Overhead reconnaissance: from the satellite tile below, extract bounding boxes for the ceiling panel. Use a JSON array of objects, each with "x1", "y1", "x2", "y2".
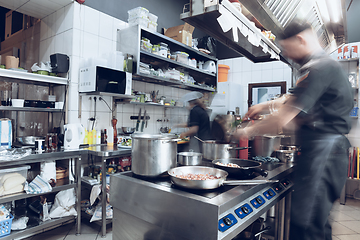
[{"x1": 0, "y1": 0, "x2": 73, "y2": 19}]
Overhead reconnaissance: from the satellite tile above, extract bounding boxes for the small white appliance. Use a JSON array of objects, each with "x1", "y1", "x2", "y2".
[
  {"x1": 202, "y1": 60, "x2": 217, "y2": 74},
  {"x1": 64, "y1": 123, "x2": 85, "y2": 150},
  {"x1": 79, "y1": 66, "x2": 132, "y2": 95},
  {"x1": 0, "y1": 118, "x2": 12, "y2": 149}
]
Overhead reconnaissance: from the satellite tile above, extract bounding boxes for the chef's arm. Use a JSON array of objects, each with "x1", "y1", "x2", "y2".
[
  {"x1": 173, "y1": 123, "x2": 188, "y2": 128},
  {"x1": 245, "y1": 95, "x2": 290, "y2": 119},
  {"x1": 180, "y1": 126, "x2": 199, "y2": 139},
  {"x1": 236, "y1": 97, "x2": 301, "y2": 138}
]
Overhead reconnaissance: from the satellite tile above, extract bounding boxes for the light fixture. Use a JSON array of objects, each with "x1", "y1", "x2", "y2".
[
  {"x1": 315, "y1": 0, "x2": 330, "y2": 23},
  {"x1": 326, "y1": 0, "x2": 342, "y2": 23}
]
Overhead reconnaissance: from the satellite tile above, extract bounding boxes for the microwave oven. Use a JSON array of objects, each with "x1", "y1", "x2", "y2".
[{"x1": 79, "y1": 66, "x2": 132, "y2": 95}]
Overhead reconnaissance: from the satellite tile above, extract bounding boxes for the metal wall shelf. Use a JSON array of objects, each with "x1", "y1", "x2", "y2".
[
  {"x1": 0, "y1": 68, "x2": 68, "y2": 86},
  {"x1": 0, "y1": 106, "x2": 63, "y2": 112}
]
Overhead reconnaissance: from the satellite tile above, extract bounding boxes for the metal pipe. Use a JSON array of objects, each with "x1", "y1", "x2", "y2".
[{"x1": 275, "y1": 198, "x2": 285, "y2": 240}]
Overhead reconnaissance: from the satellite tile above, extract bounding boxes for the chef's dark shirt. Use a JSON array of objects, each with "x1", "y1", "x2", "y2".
[
  {"x1": 188, "y1": 105, "x2": 212, "y2": 140},
  {"x1": 291, "y1": 52, "x2": 353, "y2": 138}
]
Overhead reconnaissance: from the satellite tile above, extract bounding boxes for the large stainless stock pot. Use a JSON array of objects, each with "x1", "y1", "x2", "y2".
[{"x1": 131, "y1": 133, "x2": 179, "y2": 177}]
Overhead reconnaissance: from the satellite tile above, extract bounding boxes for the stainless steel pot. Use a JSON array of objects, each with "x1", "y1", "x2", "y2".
[
  {"x1": 275, "y1": 150, "x2": 295, "y2": 163},
  {"x1": 178, "y1": 152, "x2": 203, "y2": 166},
  {"x1": 202, "y1": 140, "x2": 249, "y2": 160},
  {"x1": 17, "y1": 136, "x2": 43, "y2": 145},
  {"x1": 250, "y1": 135, "x2": 282, "y2": 157},
  {"x1": 131, "y1": 133, "x2": 179, "y2": 176}
]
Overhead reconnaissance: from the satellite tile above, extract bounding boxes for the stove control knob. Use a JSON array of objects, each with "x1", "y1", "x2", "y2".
[
  {"x1": 241, "y1": 206, "x2": 249, "y2": 214},
  {"x1": 256, "y1": 197, "x2": 263, "y2": 204},
  {"x1": 268, "y1": 190, "x2": 274, "y2": 196},
  {"x1": 223, "y1": 217, "x2": 232, "y2": 226}
]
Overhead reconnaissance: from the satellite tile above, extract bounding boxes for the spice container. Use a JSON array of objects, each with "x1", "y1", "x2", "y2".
[
  {"x1": 175, "y1": 51, "x2": 189, "y2": 65},
  {"x1": 140, "y1": 39, "x2": 152, "y2": 52},
  {"x1": 158, "y1": 42, "x2": 168, "y2": 58}
]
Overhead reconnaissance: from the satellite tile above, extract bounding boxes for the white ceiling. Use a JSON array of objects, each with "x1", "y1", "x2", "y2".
[{"x1": 0, "y1": 0, "x2": 73, "y2": 19}]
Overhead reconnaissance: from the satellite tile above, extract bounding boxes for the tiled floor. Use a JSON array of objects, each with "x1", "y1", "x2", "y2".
[{"x1": 22, "y1": 198, "x2": 360, "y2": 240}]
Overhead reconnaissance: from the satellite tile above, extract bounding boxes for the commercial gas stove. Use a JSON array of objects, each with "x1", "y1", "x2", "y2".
[{"x1": 110, "y1": 161, "x2": 294, "y2": 240}]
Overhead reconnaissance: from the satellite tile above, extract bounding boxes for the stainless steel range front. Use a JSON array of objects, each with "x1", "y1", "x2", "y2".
[{"x1": 110, "y1": 162, "x2": 294, "y2": 240}]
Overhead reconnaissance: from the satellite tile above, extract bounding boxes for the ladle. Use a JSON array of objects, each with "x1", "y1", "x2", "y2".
[{"x1": 194, "y1": 136, "x2": 205, "y2": 143}]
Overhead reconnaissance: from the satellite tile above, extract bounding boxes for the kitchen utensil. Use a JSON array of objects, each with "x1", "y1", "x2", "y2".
[
  {"x1": 11, "y1": 99, "x2": 24, "y2": 107},
  {"x1": 35, "y1": 139, "x2": 45, "y2": 152},
  {"x1": 211, "y1": 114, "x2": 236, "y2": 143},
  {"x1": 194, "y1": 136, "x2": 205, "y2": 143},
  {"x1": 135, "y1": 108, "x2": 142, "y2": 131},
  {"x1": 64, "y1": 123, "x2": 85, "y2": 149},
  {"x1": 168, "y1": 166, "x2": 277, "y2": 190},
  {"x1": 212, "y1": 159, "x2": 267, "y2": 178},
  {"x1": 202, "y1": 140, "x2": 249, "y2": 160},
  {"x1": 17, "y1": 136, "x2": 43, "y2": 146},
  {"x1": 178, "y1": 151, "x2": 203, "y2": 166},
  {"x1": 250, "y1": 135, "x2": 282, "y2": 157},
  {"x1": 131, "y1": 133, "x2": 180, "y2": 176},
  {"x1": 122, "y1": 127, "x2": 135, "y2": 134},
  {"x1": 275, "y1": 150, "x2": 295, "y2": 163},
  {"x1": 46, "y1": 133, "x2": 58, "y2": 152},
  {"x1": 141, "y1": 110, "x2": 146, "y2": 132},
  {"x1": 236, "y1": 226, "x2": 271, "y2": 240}
]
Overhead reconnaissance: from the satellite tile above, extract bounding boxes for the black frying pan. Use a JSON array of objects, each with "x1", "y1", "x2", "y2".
[{"x1": 212, "y1": 159, "x2": 268, "y2": 179}]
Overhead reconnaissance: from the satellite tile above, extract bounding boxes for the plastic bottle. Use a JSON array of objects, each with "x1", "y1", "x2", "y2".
[
  {"x1": 107, "y1": 127, "x2": 114, "y2": 146},
  {"x1": 96, "y1": 129, "x2": 101, "y2": 144},
  {"x1": 84, "y1": 128, "x2": 88, "y2": 144},
  {"x1": 88, "y1": 129, "x2": 93, "y2": 145},
  {"x1": 92, "y1": 129, "x2": 97, "y2": 145}
]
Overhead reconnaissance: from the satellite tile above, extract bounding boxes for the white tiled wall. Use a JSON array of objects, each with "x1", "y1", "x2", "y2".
[
  {"x1": 218, "y1": 57, "x2": 292, "y2": 117},
  {"x1": 39, "y1": 3, "x2": 189, "y2": 135}
]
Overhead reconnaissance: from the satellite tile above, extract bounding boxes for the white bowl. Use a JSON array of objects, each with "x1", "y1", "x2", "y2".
[{"x1": 12, "y1": 99, "x2": 24, "y2": 107}]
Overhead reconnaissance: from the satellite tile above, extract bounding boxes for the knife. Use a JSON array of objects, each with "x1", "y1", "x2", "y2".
[
  {"x1": 141, "y1": 110, "x2": 146, "y2": 132},
  {"x1": 136, "y1": 108, "x2": 142, "y2": 131},
  {"x1": 145, "y1": 112, "x2": 148, "y2": 128}
]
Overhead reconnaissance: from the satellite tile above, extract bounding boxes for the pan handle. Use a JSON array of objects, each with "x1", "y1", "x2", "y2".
[
  {"x1": 223, "y1": 179, "x2": 278, "y2": 185},
  {"x1": 252, "y1": 168, "x2": 268, "y2": 177},
  {"x1": 227, "y1": 146, "x2": 251, "y2": 151}
]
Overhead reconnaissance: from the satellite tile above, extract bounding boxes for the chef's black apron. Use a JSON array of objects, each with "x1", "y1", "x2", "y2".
[
  {"x1": 290, "y1": 133, "x2": 350, "y2": 240},
  {"x1": 288, "y1": 52, "x2": 353, "y2": 240}
]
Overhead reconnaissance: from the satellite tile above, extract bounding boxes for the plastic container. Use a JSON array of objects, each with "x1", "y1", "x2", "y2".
[
  {"x1": 189, "y1": 58, "x2": 197, "y2": 68},
  {"x1": 148, "y1": 13, "x2": 158, "y2": 22},
  {"x1": 140, "y1": 39, "x2": 153, "y2": 53},
  {"x1": 175, "y1": 51, "x2": 189, "y2": 65},
  {"x1": 128, "y1": 7, "x2": 149, "y2": 20},
  {"x1": 11, "y1": 99, "x2": 24, "y2": 107},
  {"x1": 0, "y1": 214, "x2": 13, "y2": 238},
  {"x1": 0, "y1": 165, "x2": 30, "y2": 196},
  {"x1": 218, "y1": 64, "x2": 230, "y2": 82},
  {"x1": 128, "y1": 16, "x2": 149, "y2": 28},
  {"x1": 148, "y1": 21, "x2": 158, "y2": 32}
]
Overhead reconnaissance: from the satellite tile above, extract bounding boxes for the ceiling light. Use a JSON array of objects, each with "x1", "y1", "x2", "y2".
[{"x1": 326, "y1": 0, "x2": 341, "y2": 23}]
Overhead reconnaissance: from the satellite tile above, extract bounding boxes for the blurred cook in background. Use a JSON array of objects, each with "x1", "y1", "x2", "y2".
[
  {"x1": 234, "y1": 20, "x2": 353, "y2": 240},
  {"x1": 176, "y1": 91, "x2": 212, "y2": 153}
]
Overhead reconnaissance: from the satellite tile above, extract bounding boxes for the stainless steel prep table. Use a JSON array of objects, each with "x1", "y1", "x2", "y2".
[
  {"x1": 110, "y1": 162, "x2": 294, "y2": 240},
  {"x1": 0, "y1": 149, "x2": 86, "y2": 240},
  {"x1": 86, "y1": 145, "x2": 131, "y2": 237}
]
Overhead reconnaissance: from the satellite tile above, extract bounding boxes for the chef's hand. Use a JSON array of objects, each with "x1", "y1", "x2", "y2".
[
  {"x1": 180, "y1": 132, "x2": 187, "y2": 139},
  {"x1": 244, "y1": 103, "x2": 268, "y2": 120},
  {"x1": 232, "y1": 128, "x2": 250, "y2": 141}
]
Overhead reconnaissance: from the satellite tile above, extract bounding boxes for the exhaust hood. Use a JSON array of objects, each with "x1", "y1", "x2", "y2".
[{"x1": 180, "y1": 0, "x2": 281, "y2": 63}]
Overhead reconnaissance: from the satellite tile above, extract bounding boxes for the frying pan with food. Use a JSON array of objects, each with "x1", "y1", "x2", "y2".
[
  {"x1": 168, "y1": 166, "x2": 277, "y2": 190},
  {"x1": 212, "y1": 159, "x2": 268, "y2": 179}
]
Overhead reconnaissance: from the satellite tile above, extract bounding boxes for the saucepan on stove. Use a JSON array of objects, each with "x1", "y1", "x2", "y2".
[
  {"x1": 168, "y1": 166, "x2": 278, "y2": 190},
  {"x1": 212, "y1": 159, "x2": 268, "y2": 179}
]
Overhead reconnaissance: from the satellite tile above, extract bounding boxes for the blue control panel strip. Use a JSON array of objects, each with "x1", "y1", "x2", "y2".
[
  {"x1": 234, "y1": 203, "x2": 253, "y2": 219},
  {"x1": 263, "y1": 188, "x2": 276, "y2": 200},
  {"x1": 218, "y1": 213, "x2": 238, "y2": 232},
  {"x1": 250, "y1": 195, "x2": 266, "y2": 209}
]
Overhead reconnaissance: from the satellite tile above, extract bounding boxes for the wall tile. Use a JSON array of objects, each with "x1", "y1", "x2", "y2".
[
  {"x1": 252, "y1": 70, "x2": 262, "y2": 83},
  {"x1": 272, "y1": 69, "x2": 284, "y2": 81},
  {"x1": 232, "y1": 57, "x2": 243, "y2": 72},
  {"x1": 261, "y1": 70, "x2": 273, "y2": 82},
  {"x1": 72, "y1": 29, "x2": 82, "y2": 57},
  {"x1": 55, "y1": 7, "x2": 65, "y2": 35},
  {"x1": 98, "y1": 37, "x2": 114, "y2": 57},
  {"x1": 47, "y1": 12, "x2": 56, "y2": 39},
  {"x1": 242, "y1": 58, "x2": 253, "y2": 72},
  {"x1": 70, "y1": 55, "x2": 80, "y2": 84},
  {"x1": 62, "y1": 29, "x2": 73, "y2": 56},
  {"x1": 83, "y1": 6, "x2": 99, "y2": 35},
  {"x1": 63, "y1": 3, "x2": 74, "y2": 31},
  {"x1": 40, "y1": 17, "x2": 49, "y2": 41},
  {"x1": 67, "y1": 110, "x2": 80, "y2": 124},
  {"x1": 73, "y1": 2, "x2": 85, "y2": 30},
  {"x1": 99, "y1": 12, "x2": 114, "y2": 40},
  {"x1": 81, "y1": 32, "x2": 99, "y2": 59},
  {"x1": 68, "y1": 83, "x2": 79, "y2": 111},
  {"x1": 54, "y1": 32, "x2": 65, "y2": 54}
]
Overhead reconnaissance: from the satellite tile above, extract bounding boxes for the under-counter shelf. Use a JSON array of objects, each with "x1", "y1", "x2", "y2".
[
  {"x1": 0, "y1": 68, "x2": 68, "y2": 86},
  {"x1": 1, "y1": 216, "x2": 75, "y2": 240},
  {"x1": 0, "y1": 181, "x2": 76, "y2": 204},
  {"x1": 79, "y1": 92, "x2": 135, "y2": 100},
  {"x1": 0, "y1": 106, "x2": 63, "y2": 112}
]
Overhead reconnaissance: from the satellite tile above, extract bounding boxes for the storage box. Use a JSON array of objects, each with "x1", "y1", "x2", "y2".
[
  {"x1": 164, "y1": 23, "x2": 195, "y2": 47},
  {"x1": 0, "y1": 213, "x2": 13, "y2": 238},
  {"x1": 0, "y1": 165, "x2": 30, "y2": 196},
  {"x1": 128, "y1": 16, "x2": 149, "y2": 28},
  {"x1": 128, "y1": 7, "x2": 149, "y2": 20}
]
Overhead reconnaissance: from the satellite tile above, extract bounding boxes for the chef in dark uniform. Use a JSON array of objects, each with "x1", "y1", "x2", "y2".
[
  {"x1": 178, "y1": 91, "x2": 212, "y2": 153},
  {"x1": 234, "y1": 20, "x2": 353, "y2": 240}
]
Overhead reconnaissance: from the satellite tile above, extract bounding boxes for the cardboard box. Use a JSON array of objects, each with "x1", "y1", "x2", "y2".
[{"x1": 164, "y1": 23, "x2": 195, "y2": 47}]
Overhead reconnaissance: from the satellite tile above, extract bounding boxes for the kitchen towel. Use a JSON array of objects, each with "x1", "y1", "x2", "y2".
[{"x1": 24, "y1": 175, "x2": 52, "y2": 194}]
